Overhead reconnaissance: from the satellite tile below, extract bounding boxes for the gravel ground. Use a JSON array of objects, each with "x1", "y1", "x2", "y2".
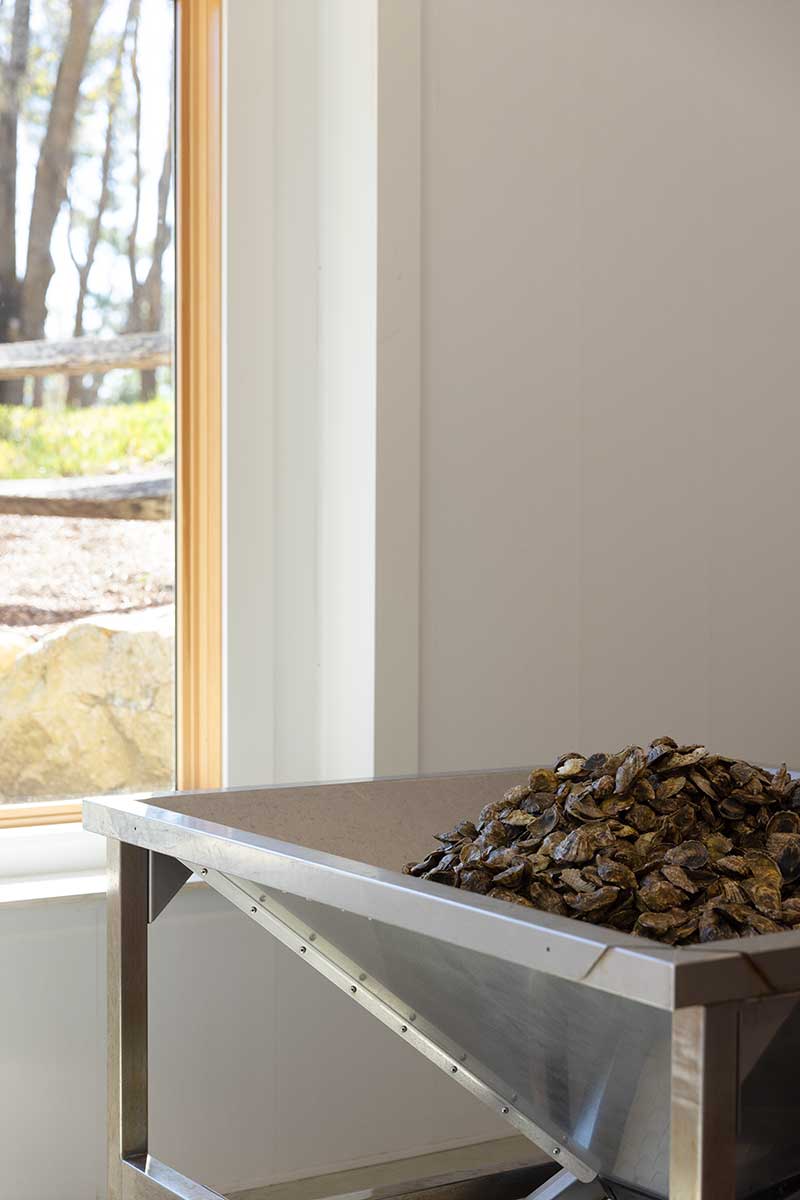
[{"x1": 0, "y1": 514, "x2": 174, "y2": 634}]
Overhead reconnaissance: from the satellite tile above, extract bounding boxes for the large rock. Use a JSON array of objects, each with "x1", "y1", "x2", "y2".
[
  {"x1": 0, "y1": 630, "x2": 35, "y2": 674},
  {"x1": 0, "y1": 606, "x2": 174, "y2": 800}
]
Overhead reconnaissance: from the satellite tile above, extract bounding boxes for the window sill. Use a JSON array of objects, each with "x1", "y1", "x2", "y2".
[
  {"x1": 0, "y1": 870, "x2": 107, "y2": 906},
  {"x1": 0, "y1": 821, "x2": 107, "y2": 904},
  {"x1": 0, "y1": 823, "x2": 206, "y2": 907}
]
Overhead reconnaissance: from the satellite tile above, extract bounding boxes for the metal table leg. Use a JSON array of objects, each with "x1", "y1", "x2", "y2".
[
  {"x1": 108, "y1": 840, "x2": 224, "y2": 1200},
  {"x1": 108, "y1": 843, "x2": 555, "y2": 1200},
  {"x1": 669, "y1": 1003, "x2": 739, "y2": 1200},
  {"x1": 108, "y1": 840, "x2": 149, "y2": 1200},
  {"x1": 110, "y1": 848, "x2": 749, "y2": 1200}
]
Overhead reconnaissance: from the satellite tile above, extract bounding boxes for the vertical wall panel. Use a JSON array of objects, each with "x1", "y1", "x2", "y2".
[
  {"x1": 224, "y1": 0, "x2": 278, "y2": 786},
  {"x1": 316, "y1": 0, "x2": 379, "y2": 781}
]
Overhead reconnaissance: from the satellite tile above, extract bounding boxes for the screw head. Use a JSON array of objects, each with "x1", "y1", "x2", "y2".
[
  {"x1": 201, "y1": 868, "x2": 207, "y2": 876},
  {"x1": 552, "y1": 1149, "x2": 561, "y2": 1158},
  {"x1": 451, "y1": 1066, "x2": 458, "y2": 1073},
  {"x1": 350, "y1": 986, "x2": 357, "y2": 994},
  {"x1": 501, "y1": 1106, "x2": 510, "y2": 1115},
  {"x1": 299, "y1": 946, "x2": 307, "y2": 954},
  {"x1": 250, "y1": 906, "x2": 257, "y2": 914},
  {"x1": 400, "y1": 1025, "x2": 408, "y2": 1033}
]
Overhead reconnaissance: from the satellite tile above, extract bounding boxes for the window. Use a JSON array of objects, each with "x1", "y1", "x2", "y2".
[{"x1": 0, "y1": 0, "x2": 221, "y2": 831}]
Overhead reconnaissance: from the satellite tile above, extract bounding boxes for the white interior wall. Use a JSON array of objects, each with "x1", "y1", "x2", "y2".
[{"x1": 419, "y1": 0, "x2": 800, "y2": 773}]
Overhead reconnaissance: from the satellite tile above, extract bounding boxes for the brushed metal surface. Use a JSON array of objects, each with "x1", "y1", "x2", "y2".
[
  {"x1": 234, "y1": 1161, "x2": 559, "y2": 1200},
  {"x1": 108, "y1": 841, "x2": 150, "y2": 1200},
  {"x1": 230, "y1": 1144, "x2": 554, "y2": 1200},
  {"x1": 201, "y1": 868, "x2": 597, "y2": 1182},
  {"x1": 123, "y1": 1155, "x2": 225, "y2": 1199},
  {"x1": 231, "y1": 882, "x2": 671, "y2": 1194},
  {"x1": 84, "y1": 789, "x2": 678, "y2": 1009},
  {"x1": 523, "y1": 1170, "x2": 607, "y2": 1200},
  {"x1": 670, "y1": 1005, "x2": 738, "y2": 1200},
  {"x1": 148, "y1": 851, "x2": 192, "y2": 923},
  {"x1": 219, "y1": 881, "x2": 800, "y2": 1200},
  {"x1": 90, "y1": 772, "x2": 800, "y2": 1200},
  {"x1": 83, "y1": 771, "x2": 800, "y2": 1011},
  {"x1": 737, "y1": 994, "x2": 800, "y2": 1196}
]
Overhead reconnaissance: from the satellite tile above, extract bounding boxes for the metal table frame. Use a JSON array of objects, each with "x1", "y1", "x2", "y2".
[
  {"x1": 107, "y1": 842, "x2": 561, "y2": 1200},
  {"x1": 89, "y1": 778, "x2": 800, "y2": 1200}
]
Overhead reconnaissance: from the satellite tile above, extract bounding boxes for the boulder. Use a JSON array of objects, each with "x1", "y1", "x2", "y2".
[
  {"x1": 0, "y1": 630, "x2": 35, "y2": 674},
  {"x1": 0, "y1": 606, "x2": 174, "y2": 800}
]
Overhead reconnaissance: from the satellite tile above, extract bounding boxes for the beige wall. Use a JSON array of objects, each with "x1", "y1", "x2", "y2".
[{"x1": 420, "y1": 0, "x2": 800, "y2": 772}]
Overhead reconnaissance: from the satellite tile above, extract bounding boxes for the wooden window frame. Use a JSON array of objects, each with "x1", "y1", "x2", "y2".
[{"x1": 0, "y1": 0, "x2": 223, "y2": 833}]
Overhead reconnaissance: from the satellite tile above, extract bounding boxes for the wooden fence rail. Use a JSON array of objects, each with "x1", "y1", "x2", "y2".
[
  {"x1": 0, "y1": 333, "x2": 173, "y2": 520},
  {"x1": 0, "y1": 473, "x2": 173, "y2": 521},
  {"x1": 0, "y1": 332, "x2": 172, "y2": 380}
]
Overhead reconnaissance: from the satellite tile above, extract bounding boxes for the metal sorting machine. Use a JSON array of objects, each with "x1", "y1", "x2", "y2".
[{"x1": 84, "y1": 770, "x2": 800, "y2": 1200}]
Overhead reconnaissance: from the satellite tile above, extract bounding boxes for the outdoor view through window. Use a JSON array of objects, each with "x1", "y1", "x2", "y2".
[{"x1": 0, "y1": 0, "x2": 175, "y2": 807}]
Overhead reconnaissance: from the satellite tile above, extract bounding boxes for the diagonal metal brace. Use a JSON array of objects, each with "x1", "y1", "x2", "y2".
[
  {"x1": 122, "y1": 1153, "x2": 226, "y2": 1199},
  {"x1": 523, "y1": 1168, "x2": 609, "y2": 1200},
  {"x1": 191, "y1": 863, "x2": 598, "y2": 1186}
]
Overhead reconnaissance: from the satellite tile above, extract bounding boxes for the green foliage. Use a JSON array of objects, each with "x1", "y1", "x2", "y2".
[{"x1": 0, "y1": 395, "x2": 173, "y2": 479}]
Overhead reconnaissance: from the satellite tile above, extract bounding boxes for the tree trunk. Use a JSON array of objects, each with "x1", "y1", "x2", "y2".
[
  {"x1": 136, "y1": 85, "x2": 173, "y2": 401},
  {"x1": 124, "y1": 0, "x2": 174, "y2": 402},
  {"x1": 67, "y1": 0, "x2": 132, "y2": 407},
  {"x1": 20, "y1": 0, "x2": 103, "y2": 406},
  {"x1": 0, "y1": 0, "x2": 30, "y2": 404},
  {"x1": 125, "y1": 0, "x2": 143, "y2": 310}
]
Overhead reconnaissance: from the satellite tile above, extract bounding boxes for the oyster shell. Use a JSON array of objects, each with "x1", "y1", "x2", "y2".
[{"x1": 405, "y1": 740, "x2": 799, "y2": 946}]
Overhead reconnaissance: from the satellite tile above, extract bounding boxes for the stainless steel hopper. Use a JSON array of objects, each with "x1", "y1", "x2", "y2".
[{"x1": 84, "y1": 770, "x2": 800, "y2": 1200}]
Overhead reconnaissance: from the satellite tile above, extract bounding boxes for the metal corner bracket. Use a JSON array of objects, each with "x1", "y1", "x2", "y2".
[{"x1": 148, "y1": 851, "x2": 192, "y2": 923}]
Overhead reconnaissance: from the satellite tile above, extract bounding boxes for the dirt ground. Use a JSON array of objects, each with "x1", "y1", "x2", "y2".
[{"x1": 0, "y1": 513, "x2": 174, "y2": 634}]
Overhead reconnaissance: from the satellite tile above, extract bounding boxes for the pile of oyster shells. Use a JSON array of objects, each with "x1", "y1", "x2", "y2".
[{"x1": 403, "y1": 738, "x2": 800, "y2": 944}]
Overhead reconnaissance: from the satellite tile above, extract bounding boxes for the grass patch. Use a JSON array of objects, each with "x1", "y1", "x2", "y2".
[{"x1": 0, "y1": 396, "x2": 173, "y2": 479}]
